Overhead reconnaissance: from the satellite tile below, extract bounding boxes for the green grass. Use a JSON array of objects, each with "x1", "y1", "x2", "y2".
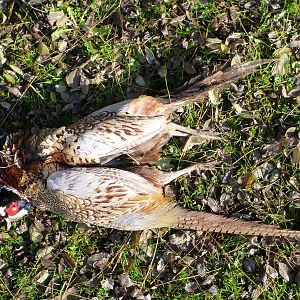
[{"x1": 1, "y1": 0, "x2": 300, "y2": 299}]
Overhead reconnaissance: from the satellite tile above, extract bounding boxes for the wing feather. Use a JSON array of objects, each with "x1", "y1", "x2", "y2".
[
  {"x1": 45, "y1": 168, "x2": 162, "y2": 223},
  {"x1": 43, "y1": 112, "x2": 168, "y2": 165}
]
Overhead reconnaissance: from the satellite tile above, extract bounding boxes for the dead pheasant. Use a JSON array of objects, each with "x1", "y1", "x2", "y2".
[
  {"x1": 1, "y1": 59, "x2": 273, "y2": 168},
  {"x1": 0, "y1": 162, "x2": 299, "y2": 238}
]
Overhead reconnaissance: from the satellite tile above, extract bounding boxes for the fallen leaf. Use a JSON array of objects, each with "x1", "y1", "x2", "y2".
[
  {"x1": 145, "y1": 46, "x2": 155, "y2": 64},
  {"x1": 158, "y1": 65, "x2": 167, "y2": 78},
  {"x1": 206, "y1": 37, "x2": 223, "y2": 52},
  {"x1": 183, "y1": 62, "x2": 196, "y2": 75},
  {"x1": 87, "y1": 252, "x2": 111, "y2": 269},
  {"x1": 289, "y1": 40, "x2": 300, "y2": 48},
  {"x1": 65, "y1": 69, "x2": 80, "y2": 88},
  {"x1": 118, "y1": 274, "x2": 133, "y2": 288},
  {"x1": 208, "y1": 88, "x2": 219, "y2": 105},
  {"x1": 3, "y1": 72, "x2": 16, "y2": 84},
  {"x1": 38, "y1": 41, "x2": 50, "y2": 56},
  {"x1": 32, "y1": 270, "x2": 49, "y2": 284},
  {"x1": 243, "y1": 257, "x2": 256, "y2": 273},
  {"x1": 243, "y1": 171, "x2": 255, "y2": 189},
  {"x1": 29, "y1": 224, "x2": 43, "y2": 243},
  {"x1": 48, "y1": 11, "x2": 69, "y2": 27},
  {"x1": 36, "y1": 246, "x2": 55, "y2": 260},
  {"x1": 291, "y1": 142, "x2": 300, "y2": 164},
  {"x1": 0, "y1": 101, "x2": 11, "y2": 110},
  {"x1": 185, "y1": 282, "x2": 197, "y2": 292},
  {"x1": 0, "y1": 45, "x2": 7, "y2": 67},
  {"x1": 135, "y1": 74, "x2": 146, "y2": 86},
  {"x1": 278, "y1": 262, "x2": 291, "y2": 282},
  {"x1": 170, "y1": 15, "x2": 185, "y2": 25},
  {"x1": 288, "y1": 87, "x2": 300, "y2": 97},
  {"x1": 9, "y1": 86, "x2": 21, "y2": 98},
  {"x1": 272, "y1": 47, "x2": 292, "y2": 75},
  {"x1": 9, "y1": 65, "x2": 24, "y2": 76},
  {"x1": 265, "y1": 264, "x2": 278, "y2": 279}
]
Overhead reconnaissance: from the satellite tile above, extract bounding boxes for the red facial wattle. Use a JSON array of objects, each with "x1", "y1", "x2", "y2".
[{"x1": 5, "y1": 202, "x2": 20, "y2": 216}]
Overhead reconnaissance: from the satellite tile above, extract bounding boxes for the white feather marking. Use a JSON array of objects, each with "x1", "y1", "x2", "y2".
[
  {"x1": 47, "y1": 168, "x2": 158, "y2": 201},
  {"x1": 65, "y1": 115, "x2": 168, "y2": 159},
  {"x1": 0, "y1": 206, "x2": 6, "y2": 216}
]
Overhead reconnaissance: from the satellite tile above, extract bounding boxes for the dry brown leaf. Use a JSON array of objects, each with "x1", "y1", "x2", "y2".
[{"x1": 291, "y1": 141, "x2": 300, "y2": 164}]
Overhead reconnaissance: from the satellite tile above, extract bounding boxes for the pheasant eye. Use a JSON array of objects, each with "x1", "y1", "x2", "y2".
[{"x1": 5, "y1": 202, "x2": 20, "y2": 216}]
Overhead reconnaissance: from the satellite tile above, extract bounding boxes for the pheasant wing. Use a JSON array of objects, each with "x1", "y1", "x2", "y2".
[
  {"x1": 44, "y1": 167, "x2": 161, "y2": 225},
  {"x1": 40, "y1": 112, "x2": 168, "y2": 165}
]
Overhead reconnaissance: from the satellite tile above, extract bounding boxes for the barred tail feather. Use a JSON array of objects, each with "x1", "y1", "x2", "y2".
[
  {"x1": 166, "y1": 59, "x2": 276, "y2": 109},
  {"x1": 173, "y1": 208, "x2": 300, "y2": 239}
]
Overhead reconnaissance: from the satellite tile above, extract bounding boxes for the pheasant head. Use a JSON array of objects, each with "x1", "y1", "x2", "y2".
[{"x1": 0, "y1": 187, "x2": 31, "y2": 229}]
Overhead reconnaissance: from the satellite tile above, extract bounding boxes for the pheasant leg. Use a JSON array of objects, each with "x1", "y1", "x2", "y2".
[{"x1": 161, "y1": 161, "x2": 219, "y2": 185}]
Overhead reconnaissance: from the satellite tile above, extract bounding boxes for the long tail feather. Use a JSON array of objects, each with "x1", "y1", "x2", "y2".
[
  {"x1": 163, "y1": 59, "x2": 276, "y2": 109},
  {"x1": 173, "y1": 207, "x2": 300, "y2": 238}
]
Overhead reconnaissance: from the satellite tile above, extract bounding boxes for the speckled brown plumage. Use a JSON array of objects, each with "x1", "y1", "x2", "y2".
[
  {"x1": 0, "y1": 162, "x2": 299, "y2": 238},
  {"x1": 2, "y1": 59, "x2": 293, "y2": 238},
  {"x1": 1, "y1": 60, "x2": 274, "y2": 168}
]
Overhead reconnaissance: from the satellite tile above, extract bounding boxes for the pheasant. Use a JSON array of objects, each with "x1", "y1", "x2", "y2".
[
  {"x1": 1, "y1": 59, "x2": 273, "y2": 168},
  {"x1": 0, "y1": 162, "x2": 299, "y2": 238}
]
